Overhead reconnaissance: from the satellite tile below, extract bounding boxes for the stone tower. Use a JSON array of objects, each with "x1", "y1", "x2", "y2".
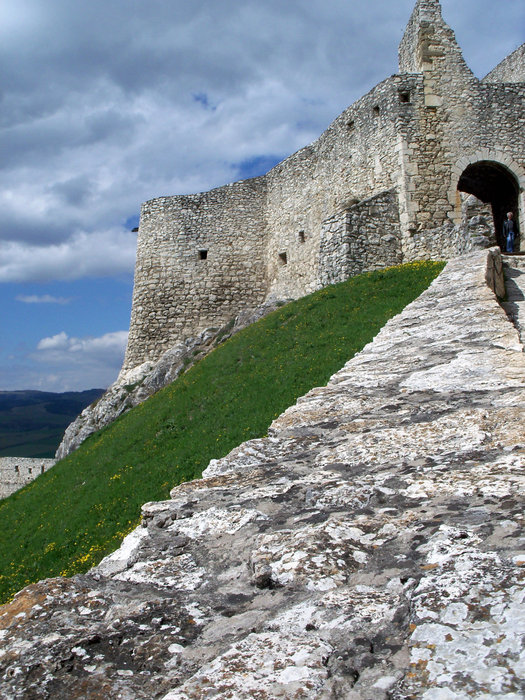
[{"x1": 121, "y1": 0, "x2": 525, "y2": 375}]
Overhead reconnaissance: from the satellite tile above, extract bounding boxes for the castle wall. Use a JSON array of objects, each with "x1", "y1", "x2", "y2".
[
  {"x1": 120, "y1": 0, "x2": 525, "y2": 374},
  {"x1": 122, "y1": 177, "x2": 268, "y2": 372},
  {"x1": 0, "y1": 457, "x2": 55, "y2": 500},
  {"x1": 483, "y1": 44, "x2": 525, "y2": 84},
  {"x1": 264, "y1": 74, "x2": 422, "y2": 300},
  {"x1": 319, "y1": 190, "x2": 402, "y2": 287},
  {"x1": 396, "y1": 1, "x2": 525, "y2": 258}
]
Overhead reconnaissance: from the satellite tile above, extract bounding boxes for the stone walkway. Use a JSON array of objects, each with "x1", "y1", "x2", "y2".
[
  {"x1": 502, "y1": 254, "x2": 525, "y2": 345},
  {"x1": 1, "y1": 248, "x2": 524, "y2": 699}
]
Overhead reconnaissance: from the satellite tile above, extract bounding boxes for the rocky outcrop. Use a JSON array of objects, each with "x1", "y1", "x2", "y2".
[
  {"x1": 1, "y1": 248, "x2": 524, "y2": 699},
  {"x1": 56, "y1": 300, "x2": 289, "y2": 460}
]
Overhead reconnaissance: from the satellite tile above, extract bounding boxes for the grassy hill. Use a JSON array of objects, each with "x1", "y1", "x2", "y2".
[
  {"x1": 0, "y1": 262, "x2": 445, "y2": 604},
  {"x1": 0, "y1": 389, "x2": 104, "y2": 458}
]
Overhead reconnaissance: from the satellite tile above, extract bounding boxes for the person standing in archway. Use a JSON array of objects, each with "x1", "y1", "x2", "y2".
[{"x1": 503, "y1": 212, "x2": 516, "y2": 253}]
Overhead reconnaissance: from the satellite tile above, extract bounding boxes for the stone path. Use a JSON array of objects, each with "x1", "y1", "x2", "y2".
[
  {"x1": 502, "y1": 254, "x2": 525, "y2": 345},
  {"x1": 0, "y1": 249, "x2": 524, "y2": 699}
]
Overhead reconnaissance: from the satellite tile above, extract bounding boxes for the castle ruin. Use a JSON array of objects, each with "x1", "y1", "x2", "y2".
[{"x1": 122, "y1": 0, "x2": 525, "y2": 374}]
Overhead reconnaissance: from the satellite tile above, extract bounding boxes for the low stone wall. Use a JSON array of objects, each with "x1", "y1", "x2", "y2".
[
  {"x1": 318, "y1": 189, "x2": 402, "y2": 287},
  {"x1": 0, "y1": 458, "x2": 55, "y2": 499},
  {"x1": 404, "y1": 199, "x2": 497, "y2": 262}
]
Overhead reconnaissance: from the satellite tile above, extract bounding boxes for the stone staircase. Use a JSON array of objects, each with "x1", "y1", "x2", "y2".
[{"x1": 501, "y1": 254, "x2": 525, "y2": 346}]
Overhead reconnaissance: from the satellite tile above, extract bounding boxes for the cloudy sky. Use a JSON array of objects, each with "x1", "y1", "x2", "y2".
[{"x1": 1, "y1": 0, "x2": 523, "y2": 392}]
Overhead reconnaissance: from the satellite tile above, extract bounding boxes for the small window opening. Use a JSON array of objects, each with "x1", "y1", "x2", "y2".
[
  {"x1": 14, "y1": 465, "x2": 19, "y2": 474},
  {"x1": 278, "y1": 252, "x2": 288, "y2": 265},
  {"x1": 373, "y1": 105, "x2": 380, "y2": 117},
  {"x1": 199, "y1": 249, "x2": 208, "y2": 260},
  {"x1": 346, "y1": 119, "x2": 355, "y2": 131},
  {"x1": 298, "y1": 231, "x2": 306, "y2": 243},
  {"x1": 399, "y1": 91, "x2": 410, "y2": 103}
]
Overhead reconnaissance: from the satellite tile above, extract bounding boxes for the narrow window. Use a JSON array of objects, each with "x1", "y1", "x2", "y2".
[
  {"x1": 278, "y1": 252, "x2": 288, "y2": 265},
  {"x1": 346, "y1": 119, "x2": 355, "y2": 131},
  {"x1": 399, "y1": 91, "x2": 410, "y2": 103},
  {"x1": 373, "y1": 105, "x2": 380, "y2": 117},
  {"x1": 298, "y1": 231, "x2": 306, "y2": 243},
  {"x1": 199, "y1": 249, "x2": 208, "y2": 260}
]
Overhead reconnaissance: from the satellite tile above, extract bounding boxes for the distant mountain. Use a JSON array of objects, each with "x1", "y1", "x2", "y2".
[{"x1": 0, "y1": 389, "x2": 104, "y2": 458}]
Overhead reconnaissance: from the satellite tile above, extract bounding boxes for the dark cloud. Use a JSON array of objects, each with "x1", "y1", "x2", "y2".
[{"x1": 49, "y1": 176, "x2": 94, "y2": 208}]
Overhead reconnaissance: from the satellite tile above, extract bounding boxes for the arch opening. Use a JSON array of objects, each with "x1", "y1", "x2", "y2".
[{"x1": 457, "y1": 161, "x2": 520, "y2": 250}]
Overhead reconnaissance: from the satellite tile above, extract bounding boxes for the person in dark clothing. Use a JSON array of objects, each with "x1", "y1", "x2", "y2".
[{"x1": 503, "y1": 212, "x2": 516, "y2": 253}]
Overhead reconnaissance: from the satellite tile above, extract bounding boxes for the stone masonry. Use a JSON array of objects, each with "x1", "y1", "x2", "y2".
[
  {"x1": 121, "y1": 0, "x2": 525, "y2": 374},
  {"x1": 2, "y1": 248, "x2": 524, "y2": 698},
  {"x1": 0, "y1": 458, "x2": 55, "y2": 500}
]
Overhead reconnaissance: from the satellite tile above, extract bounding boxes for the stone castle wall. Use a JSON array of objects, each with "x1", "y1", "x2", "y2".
[
  {"x1": 319, "y1": 190, "x2": 403, "y2": 287},
  {"x1": 121, "y1": 0, "x2": 525, "y2": 375},
  {"x1": 483, "y1": 44, "x2": 525, "y2": 84},
  {"x1": 122, "y1": 177, "x2": 268, "y2": 371},
  {"x1": 263, "y1": 75, "x2": 416, "y2": 300},
  {"x1": 0, "y1": 457, "x2": 55, "y2": 500}
]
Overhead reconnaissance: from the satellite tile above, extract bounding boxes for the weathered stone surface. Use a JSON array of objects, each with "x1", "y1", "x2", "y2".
[{"x1": 1, "y1": 248, "x2": 523, "y2": 699}]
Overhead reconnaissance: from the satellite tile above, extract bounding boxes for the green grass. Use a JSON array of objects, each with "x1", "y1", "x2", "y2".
[{"x1": 0, "y1": 262, "x2": 444, "y2": 603}]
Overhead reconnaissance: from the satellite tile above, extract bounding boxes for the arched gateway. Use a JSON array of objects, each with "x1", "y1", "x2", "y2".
[{"x1": 458, "y1": 162, "x2": 520, "y2": 250}]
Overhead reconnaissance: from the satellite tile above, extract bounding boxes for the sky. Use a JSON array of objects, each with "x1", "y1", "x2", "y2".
[{"x1": 1, "y1": 0, "x2": 524, "y2": 393}]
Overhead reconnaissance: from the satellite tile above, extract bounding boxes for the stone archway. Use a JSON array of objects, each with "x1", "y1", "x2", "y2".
[{"x1": 457, "y1": 161, "x2": 520, "y2": 249}]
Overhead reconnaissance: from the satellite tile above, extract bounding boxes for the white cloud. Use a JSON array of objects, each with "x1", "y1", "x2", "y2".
[
  {"x1": 0, "y1": 329, "x2": 130, "y2": 392},
  {"x1": 16, "y1": 294, "x2": 71, "y2": 304},
  {"x1": 36, "y1": 330, "x2": 128, "y2": 357},
  {"x1": 37, "y1": 331, "x2": 70, "y2": 351},
  {"x1": 29, "y1": 330, "x2": 129, "y2": 390},
  {"x1": 0, "y1": 229, "x2": 137, "y2": 282}
]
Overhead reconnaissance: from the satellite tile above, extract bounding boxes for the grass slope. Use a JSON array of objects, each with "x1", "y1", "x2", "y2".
[{"x1": 0, "y1": 262, "x2": 444, "y2": 603}]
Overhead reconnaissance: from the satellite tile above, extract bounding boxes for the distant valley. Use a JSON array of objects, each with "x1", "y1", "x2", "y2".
[{"x1": 0, "y1": 389, "x2": 104, "y2": 458}]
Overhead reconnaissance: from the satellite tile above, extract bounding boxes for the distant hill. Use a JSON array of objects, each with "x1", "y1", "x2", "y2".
[{"x1": 0, "y1": 389, "x2": 104, "y2": 458}]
